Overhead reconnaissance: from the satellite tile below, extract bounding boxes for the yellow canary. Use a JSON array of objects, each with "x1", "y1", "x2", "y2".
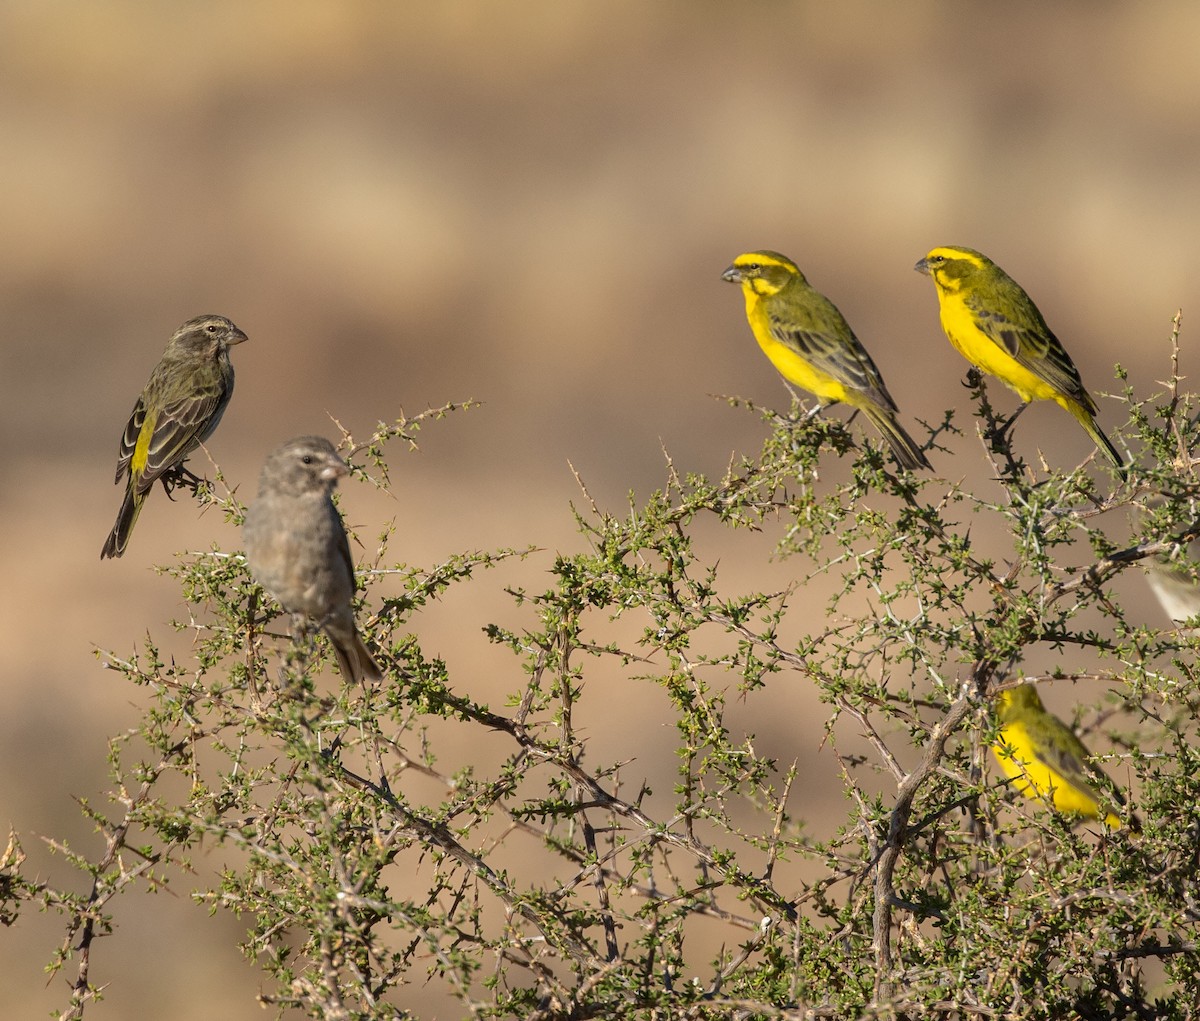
[
  {"x1": 915, "y1": 246, "x2": 1124, "y2": 470},
  {"x1": 722, "y1": 251, "x2": 929, "y2": 470},
  {"x1": 992, "y1": 684, "x2": 1138, "y2": 831}
]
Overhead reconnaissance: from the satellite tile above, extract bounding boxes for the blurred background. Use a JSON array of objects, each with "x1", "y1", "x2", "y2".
[{"x1": 1, "y1": 2, "x2": 1195, "y2": 1016}]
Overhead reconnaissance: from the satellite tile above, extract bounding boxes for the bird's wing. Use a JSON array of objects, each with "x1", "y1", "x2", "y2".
[
  {"x1": 766, "y1": 308, "x2": 898, "y2": 412},
  {"x1": 131, "y1": 388, "x2": 227, "y2": 493},
  {"x1": 965, "y1": 291, "x2": 1090, "y2": 406},
  {"x1": 114, "y1": 397, "x2": 148, "y2": 483},
  {"x1": 1032, "y1": 721, "x2": 1125, "y2": 807},
  {"x1": 335, "y1": 518, "x2": 357, "y2": 583}
]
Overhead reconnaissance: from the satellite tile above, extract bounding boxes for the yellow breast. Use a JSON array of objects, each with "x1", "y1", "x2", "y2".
[
  {"x1": 992, "y1": 719, "x2": 1120, "y2": 828},
  {"x1": 745, "y1": 293, "x2": 851, "y2": 406},
  {"x1": 937, "y1": 292, "x2": 1061, "y2": 406}
]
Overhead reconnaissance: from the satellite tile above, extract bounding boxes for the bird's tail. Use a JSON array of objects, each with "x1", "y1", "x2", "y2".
[
  {"x1": 100, "y1": 487, "x2": 144, "y2": 559},
  {"x1": 861, "y1": 405, "x2": 931, "y2": 472},
  {"x1": 1067, "y1": 401, "x2": 1126, "y2": 474},
  {"x1": 329, "y1": 627, "x2": 383, "y2": 686}
]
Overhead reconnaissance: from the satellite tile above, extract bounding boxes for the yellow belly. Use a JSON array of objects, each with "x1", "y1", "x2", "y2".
[
  {"x1": 757, "y1": 335, "x2": 850, "y2": 404},
  {"x1": 747, "y1": 303, "x2": 850, "y2": 406},
  {"x1": 992, "y1": 723, "x2": 1118, "y2": 827},
  {"x1": 939, "y1": 300, "x2": 1061, "y2": 406}
]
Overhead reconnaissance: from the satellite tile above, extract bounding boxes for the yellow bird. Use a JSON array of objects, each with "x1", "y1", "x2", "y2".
[
  {"x1": 914, "y1": 246, "x2": 1124, "y2": 471},
  {"x1": 992, "y1": 683, "x2": 1138, "y2": 831},
  {"x1": 722, "y1": 250, "x2": 929, "y2": 471}
]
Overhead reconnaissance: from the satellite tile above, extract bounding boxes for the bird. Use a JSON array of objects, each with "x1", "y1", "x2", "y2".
[
  {"x1": 992, "y1": 683, "x2": 1138, "y2": 831},
  {"x1": 101, "y1": 314, "x2": 247, "y2": 559},
  {"x1": 722, "y1": 250, "x2": 929, "y2": 471},
  {"x1": 914, "y1": 246, "x2": 1124, "y2": 471},
  {"x1": 242, "y1": 435, "x2": 383, "y2": 686},
  {"x1": 1144, "y1": 546, "x2": 1200, "y2": 634},
  {"x1": 1135, "y1": 499, "x2": 1200, "y2": 633}
]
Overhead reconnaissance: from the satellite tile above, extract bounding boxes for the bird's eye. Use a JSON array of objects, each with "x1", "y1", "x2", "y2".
[
  {"x1": 301, "y1": 455, "x2": 313, "y2": 465},
  {"x1": 746, "y1": 263, "x2": 760, "y2": 272},
  {"x1": 205, "y1": 323, "x2": 218, "y2": 332}
]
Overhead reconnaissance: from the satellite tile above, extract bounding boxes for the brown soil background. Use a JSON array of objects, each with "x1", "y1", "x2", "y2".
[{"x1": 1, "y1": 4, "x2": 1194, "y2": 1017}]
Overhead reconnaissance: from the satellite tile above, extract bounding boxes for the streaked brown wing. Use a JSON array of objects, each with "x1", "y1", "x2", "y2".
[
  {"x1": 132, "y1": 389, "x2": 227, "y2": 494},
  {"x1": 114, "y1": 398, "x2": 148, "y2": 483}
]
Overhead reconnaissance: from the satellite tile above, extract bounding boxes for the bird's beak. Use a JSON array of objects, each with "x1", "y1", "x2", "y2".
[
  {"x1": 225, "y1": 327, "x2": 249, "y2": 345},
  {"x1": 319, "y1": 459, "x2": 349, "y2": 484},
  {"x1": 913, "y1": 258, "x2": 931, "y2": 275},
  {"x1": 721, "y1": 264, "x2": 742, "y2": 283}
]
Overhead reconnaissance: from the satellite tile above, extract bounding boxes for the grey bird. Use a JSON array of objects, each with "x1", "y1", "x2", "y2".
[{"x1": 243, "y1": 435, "x2": 383, "y2": 685}]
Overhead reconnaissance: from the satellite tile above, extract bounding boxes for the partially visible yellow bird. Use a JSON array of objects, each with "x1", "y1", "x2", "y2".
[
  {"x1": 914, "y1": 245, "x2": 1124, "y2": 471},
  {"x1": 723, "y1": 250, "x2": 930, "y2": 471},
  {"x1": 992, "y1": 683, "x2": 1138, "y2": 831}
]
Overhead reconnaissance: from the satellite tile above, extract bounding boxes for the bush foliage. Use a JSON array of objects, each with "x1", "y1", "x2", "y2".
[{"x1": 7, "y1": 324, "x2": 1200, "y2": 1020}]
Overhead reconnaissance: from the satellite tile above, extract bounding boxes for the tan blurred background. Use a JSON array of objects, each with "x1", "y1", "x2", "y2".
[{"x1": 2, "y1": 2, "x2": 1195, "y2": 1017}]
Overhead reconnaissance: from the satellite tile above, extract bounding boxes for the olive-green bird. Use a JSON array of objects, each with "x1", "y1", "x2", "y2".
[
  {"x1": 914, "y1": 246, "x2": 1124, "y2": 471},
  {"x1": 993, "y1": 683, "x2": 1139, "y2": 832},
  {"x1": 722, "y1": 250, "x2": 929, "y2": 471},
  {"x1": 101, "y1": 314, "x2": 247, "y2": 559}
]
